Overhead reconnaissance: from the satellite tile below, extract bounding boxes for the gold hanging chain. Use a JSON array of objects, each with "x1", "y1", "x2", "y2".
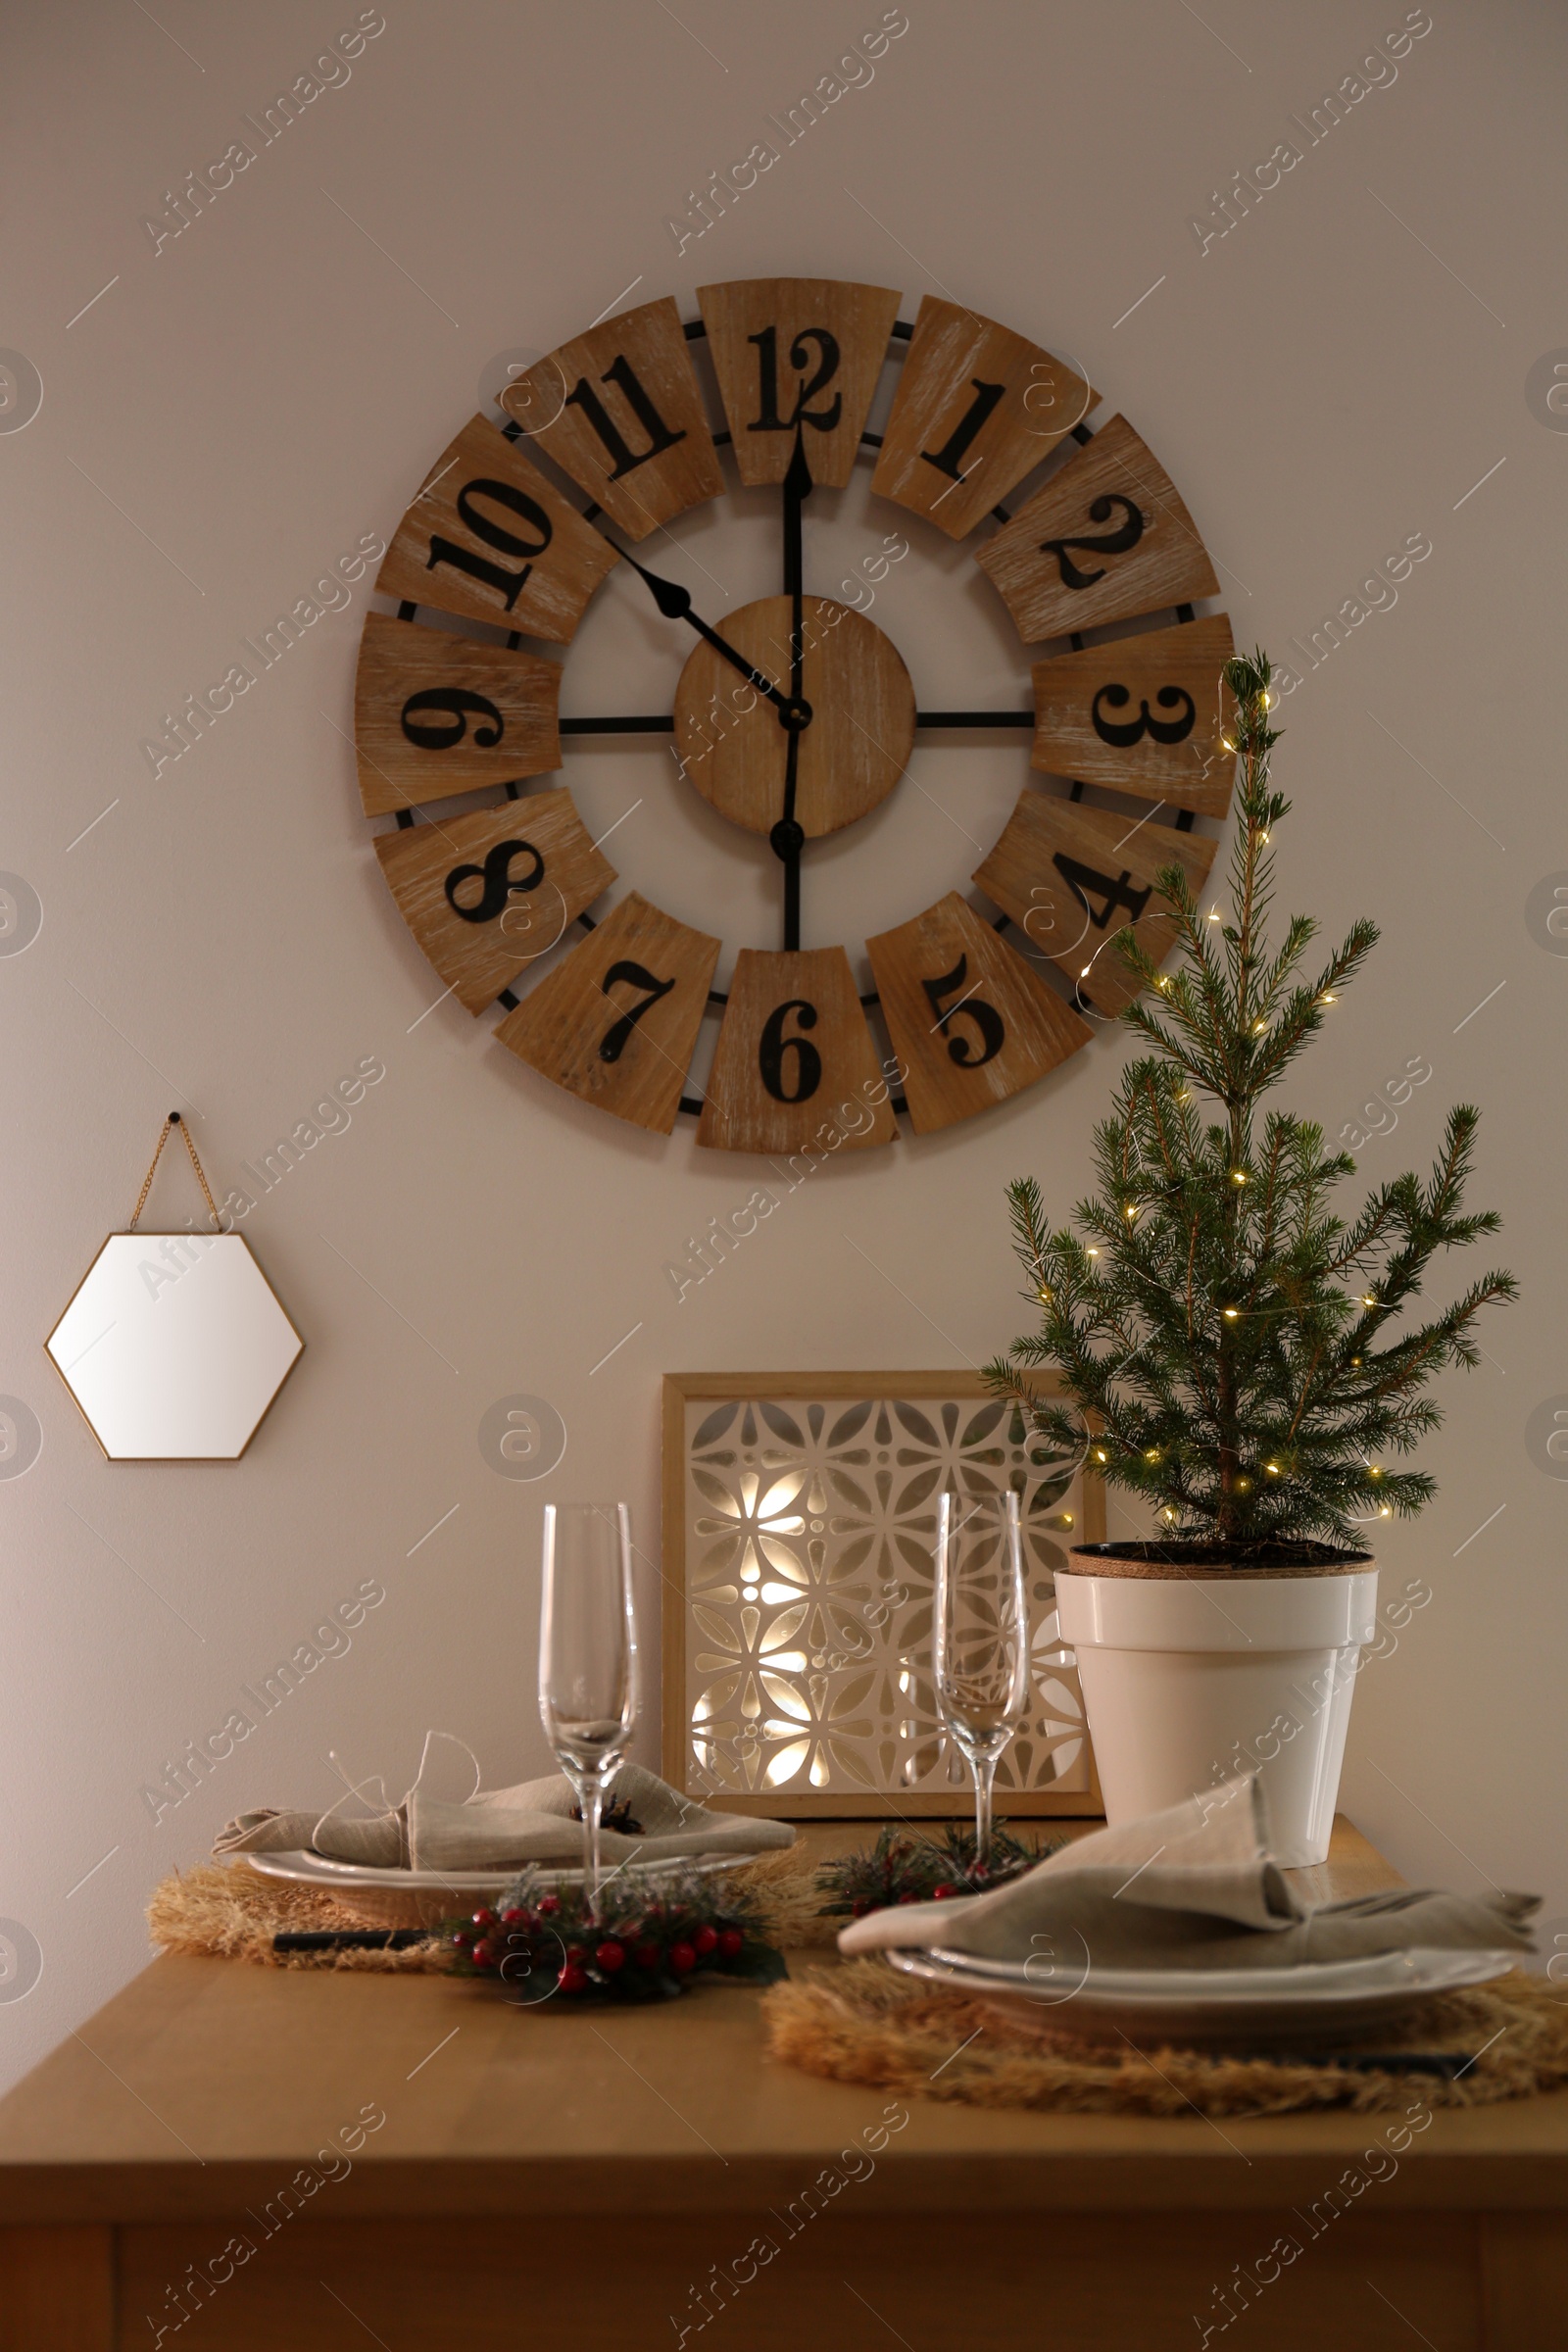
[{"x1": 128, "y1": 1113, "x2": 222, "y2": 1233}]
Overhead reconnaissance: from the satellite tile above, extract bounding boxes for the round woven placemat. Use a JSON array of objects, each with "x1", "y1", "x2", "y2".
[
  {"x1": 147, "y1": 1846, "x2": 831, "y2": 1971},
  {"x1": 762, "y1": 1957, "x2": 1568, "y2": 2116}
]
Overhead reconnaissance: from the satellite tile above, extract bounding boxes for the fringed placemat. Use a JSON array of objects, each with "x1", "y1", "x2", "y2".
[
  {"x1": 148, "y1": 1845, "x2": 833, "y2": 1971},
  {"x1": 762, "y1": 1957, "x2": 1568, "y2": 2115},
  {"x1": 148, "y1": 1864, "x2": 447, "y2": 1971}
]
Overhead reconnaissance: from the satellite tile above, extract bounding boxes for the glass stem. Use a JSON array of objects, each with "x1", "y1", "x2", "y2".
[
  {"x1": 972, "y1": 1751, "x2": 997, "y2": 1869},
  {"x1": 575, "y1": 1771, "x2": 606, "y2": 1923}
]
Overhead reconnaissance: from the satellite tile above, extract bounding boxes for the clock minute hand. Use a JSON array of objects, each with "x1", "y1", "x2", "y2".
[
  {"x1": 617, "y1": 547, "x2": 802, "y2": 723},
  {"x1": 781, "y1": 424, "x2": 812, "y2": 782},
  {"x1": 774, "y1": 426, "x2": 814, "y2": 953},
  {"x1": 782, "y1": 422, "x2": 811, "y2": 615}
]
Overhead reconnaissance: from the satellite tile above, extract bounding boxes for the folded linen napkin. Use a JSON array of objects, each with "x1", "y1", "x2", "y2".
[
  {"x1": 838, "y1": 1776, "x2": 1537, "y2": 1973},
  {"x1": 216, "y1": 1761, "x2": 794, "y2": 1871}
]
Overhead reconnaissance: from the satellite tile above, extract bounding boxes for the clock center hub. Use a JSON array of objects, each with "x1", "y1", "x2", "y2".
[{"x1": 671, "y1": 594, "x2": 916, "y2": 840}]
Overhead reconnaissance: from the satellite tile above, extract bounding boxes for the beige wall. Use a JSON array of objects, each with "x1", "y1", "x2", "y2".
[{"x1": 2, "y1": 0, "x2": 1563, "y2": 2082}]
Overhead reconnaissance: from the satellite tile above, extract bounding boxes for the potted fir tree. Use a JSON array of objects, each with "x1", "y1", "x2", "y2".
[{"x1": 989, "y1": 651, "x2": 1514, "y2": 1864}]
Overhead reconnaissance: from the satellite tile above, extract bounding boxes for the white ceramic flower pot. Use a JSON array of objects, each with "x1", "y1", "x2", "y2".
[{"x1": 1056, "y1": 1552, "x2": 1379, "y2": 1867}]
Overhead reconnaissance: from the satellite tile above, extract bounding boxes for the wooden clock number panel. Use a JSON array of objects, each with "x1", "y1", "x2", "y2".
[
  {"x1": 974, "y1": 793, "x2": 1218, "y2": 1017},
  {"x1": 977, "y1": 413, "x2": 1221, "y2": 643},
  {"x1": 866, "y1": 895, "x2": 1092, "y2": 1134},
  {"x1": 496, "y1": 892, "x2": 719, "y2": 1136},
  {"x1": 1031, "y1": 614, "x2": 1238, "y2": 815},
  {"x1": 871, "y1": 297, "x2": 1099, "y2": 540},
  {"x1": 353, "y1": 613, "x2": 563, "y2": 815},
  {"x1": 374, "y1": 416, "x2": 619, "y2": 642},
  {"x1": 513, "y1": 296, "x2": 722, "y2": 539},
  {"x1": 373, "y1": 791, "x2": 614, "y2": 1016},
  {"x1": 698, "y1": 949, "x2": 897, "y2": 1154},
  {"x1": 697, "y1": 277, "x2": 902, "y2": 489}
]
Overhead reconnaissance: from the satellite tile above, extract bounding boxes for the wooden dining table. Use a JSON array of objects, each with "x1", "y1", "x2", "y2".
[{"x1": 0, "y1": 1815, "x2": 1563, "y2": 2351}]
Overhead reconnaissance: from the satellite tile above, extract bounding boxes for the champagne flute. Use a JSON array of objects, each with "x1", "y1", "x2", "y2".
[
  {"x1": 932, "y1": 1489, "x2": 1028, "y2": 1868},
  {"x1": 538, "y1": 1502, "x2": 637, "y2": 1915}
]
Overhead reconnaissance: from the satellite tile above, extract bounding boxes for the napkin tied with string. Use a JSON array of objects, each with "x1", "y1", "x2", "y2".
[
  {"x1": 216, "y1": 1752, "x2": 793, "y2": 1871},
  {"x1": 837, "y1": 1777, "x2": 1537, "y2": 1972}
]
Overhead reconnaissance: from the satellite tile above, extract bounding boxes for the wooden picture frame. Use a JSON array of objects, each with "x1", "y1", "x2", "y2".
[{"x1": 662, "y1": 1371, "x2": 1104, "y2": 1818}]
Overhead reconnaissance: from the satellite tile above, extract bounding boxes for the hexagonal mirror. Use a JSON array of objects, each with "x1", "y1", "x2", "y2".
[{"x1": 46, "y1": 1233, "x2": 303, "y2": 1460}]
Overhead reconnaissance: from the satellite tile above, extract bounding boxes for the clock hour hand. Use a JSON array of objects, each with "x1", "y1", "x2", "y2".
[
  {"x1": 616, "y1": 546, "x2": 809, "y2": 729},
  {"x1": 773, "y1": 725, "x2": 804, "y2": 950}
]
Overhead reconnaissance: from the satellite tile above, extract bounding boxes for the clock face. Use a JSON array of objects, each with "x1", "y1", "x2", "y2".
[{"x1": 354, "y1": 279, "x2": 1234, "y2": 1152}]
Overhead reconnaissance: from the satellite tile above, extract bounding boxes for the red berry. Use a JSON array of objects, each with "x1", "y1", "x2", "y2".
[
  {"x1": 635, "y1": 1941, "x2": 661, "y2": 1969},
  {"x1": 693, "y1": 1924, "x2": 718, "y2": 1956},
  {"x1": 897, "y1": 1891, "x2": 919, "y2": 1905},
  {"x1": 471, "y1": 1906, "x2": 497, "y2": 1930},
  {"x1": 538, "y1": 1894, "x2": 561, "y2": 1916},
  {"x1": 718, "y1": 1928, "x2": 744, "y2": 1959},
  {"x1": 668, "y1": 1941, "x2": 697, "y2": 1975},
  {"x1": 471, "y1": 1939, "x2": 496, "y2": 1968},
  {"x1": 852, "y1": 1898, "x2": 869, "y2": 1918},
  {"x1": 595, "y1": 1939, "x2": 626, "y2": 1973},
  {"x1": 933, "y1": 1885, "x2": 957, "y2": 1900},
  {"x1": 450, "y1": 1929, "x2": 472, "y2": 1949},
  {"x1": 500, "y1": 1907, "x2": 525, "y2": 1927},
  {"x1": 558, "y1": 1963, "x2": 588, "y2": 1993}
]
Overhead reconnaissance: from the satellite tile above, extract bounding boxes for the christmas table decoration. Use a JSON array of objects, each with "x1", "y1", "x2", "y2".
[
  {"x1": 814, "y1": 1823, "x2": 1057, "y2": 1918},
  {"x1": 441, "y1": 1863, "x2": 786, "y2": 2004},
  {"x1": 988, "y1": 649, "x2": 1516, "y2": 1859}
]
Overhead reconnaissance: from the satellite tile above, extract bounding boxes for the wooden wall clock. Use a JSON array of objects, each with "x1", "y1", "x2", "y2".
[{"x1": 353, "y1": 280, "x2": 1233, "y2": 1151}]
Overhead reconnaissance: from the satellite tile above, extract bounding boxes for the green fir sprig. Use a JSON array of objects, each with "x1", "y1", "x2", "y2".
[
  {"x1": 814, "y1": 1824, "x2": 1056, "y2": 1917},
  {"x1": 987, "y1": 648, "x2": 1516, "y2": 1557}
]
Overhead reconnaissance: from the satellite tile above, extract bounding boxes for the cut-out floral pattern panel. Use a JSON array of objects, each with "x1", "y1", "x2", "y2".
[{"x1": 682, "y1": 1396, "x2": 1091, "y2": 1805}]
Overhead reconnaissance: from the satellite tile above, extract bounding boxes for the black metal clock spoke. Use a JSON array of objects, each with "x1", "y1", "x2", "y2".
[
  {"x1": 915, "y1": 710, "x2": 1035, "y2": 728},
  {"x1": 559, "y1": 714, "x2": 675, "y2": 734}
]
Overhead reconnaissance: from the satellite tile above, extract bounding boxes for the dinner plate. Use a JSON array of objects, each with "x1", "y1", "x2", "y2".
[
  {"x1": 883, "y1": 1942, "x2": 1519, "y2": 2047},
  {"x1": 240, "y1": 1846, "x2": 760, "y2": 1930}
]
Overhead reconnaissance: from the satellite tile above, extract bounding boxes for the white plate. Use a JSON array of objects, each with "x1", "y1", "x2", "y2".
[
  {"x1": 241, "y1": 1846, "x2": 760, "y2": 1930},
  {"x1": 884, "y1": 1942, "x2": 1519, "y2": 2047}
]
